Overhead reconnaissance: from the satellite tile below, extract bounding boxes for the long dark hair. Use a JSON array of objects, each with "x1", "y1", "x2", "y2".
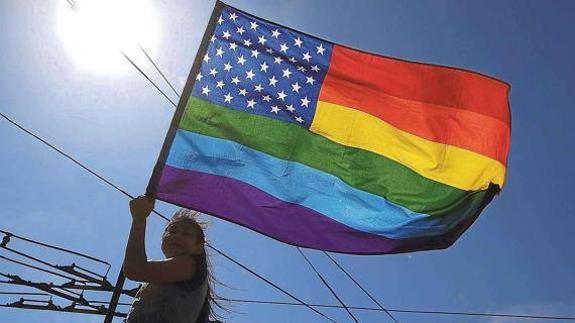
[{"x1": 169, "y1": 209, "x2": 226, "y2": 322}]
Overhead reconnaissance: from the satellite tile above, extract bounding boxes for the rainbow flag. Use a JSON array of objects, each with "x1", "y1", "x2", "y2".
[{"x1": 147, "y1": 1, "x2": 510, "y2": 254}]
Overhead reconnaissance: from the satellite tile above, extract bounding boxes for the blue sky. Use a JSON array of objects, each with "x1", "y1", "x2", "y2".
[{"x1": 1, "y1": 0, "x2": 574, "y2": 322}]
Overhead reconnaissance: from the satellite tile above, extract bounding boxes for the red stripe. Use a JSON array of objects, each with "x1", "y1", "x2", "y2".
[{"x1": 319, "y1": 45, "x2": 511, "y2": 164}]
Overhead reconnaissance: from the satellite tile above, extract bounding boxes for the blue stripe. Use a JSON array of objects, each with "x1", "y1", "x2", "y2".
[{"x1": 166, "y1": 129, "x2": 473, "y2": 239}]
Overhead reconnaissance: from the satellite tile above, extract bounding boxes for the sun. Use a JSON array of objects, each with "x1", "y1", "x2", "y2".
[{"x1": 56, "y1": 0, "x2": 161, "y2": 75}]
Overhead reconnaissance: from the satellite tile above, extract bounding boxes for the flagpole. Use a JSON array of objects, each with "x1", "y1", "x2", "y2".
[{"x1": 103, "y1": 269, "x2": 126, "y2": 323}]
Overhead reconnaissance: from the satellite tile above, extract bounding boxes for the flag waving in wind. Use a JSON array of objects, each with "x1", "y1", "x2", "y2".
[{"x1": 147, "y1": 1, "x2": 511, "y2": 254}]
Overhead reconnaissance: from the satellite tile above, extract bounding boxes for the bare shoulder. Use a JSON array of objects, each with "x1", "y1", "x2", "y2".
[{"x1": 124, "y1": 255, "x2": 197, "y2": 284}]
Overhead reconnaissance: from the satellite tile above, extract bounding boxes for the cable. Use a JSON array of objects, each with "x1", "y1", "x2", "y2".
[
  {"x1": 0, "y1": 112, "x2": 133, "y2": 200},
  {"x1": 208, "y1": 244, "x2": 336, "y2": 322},
  {"x1": 138, "y1": 44, "x2": 181, "y2": 98},
  {"x1": 323, "y1": 251, "x2": 399, "y2": 323},
  {"x1": 0, "y1": 255, "x2": 84, "y2": 282},
  {"x1": 217, "y1": 298, "x2": 575, "y2": 321},
  {"x1": 0, "y1": 292, "x2": 50, "y2": 297},
  {"x1": 0, "y1": 112, "x2": 170, "y2": 222},
  {"x1": 297, "y1": 248, "x2": 359, "y2": 323},
  {"x1": 0, "y1": 230, "x2": 109, "y2": 267},
  {"x1": 119, "y1": 50, "x2": 178, "y2": 108}
]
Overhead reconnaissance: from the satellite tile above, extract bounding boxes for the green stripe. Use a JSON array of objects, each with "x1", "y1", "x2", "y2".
[{"x1": 179, "y1": 96, "x2": 487, "y2": 215}]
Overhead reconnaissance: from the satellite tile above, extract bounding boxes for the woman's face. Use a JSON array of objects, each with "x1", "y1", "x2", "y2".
[{"x1": 161, "y1": 221, "x2": 203, "y2": 257}]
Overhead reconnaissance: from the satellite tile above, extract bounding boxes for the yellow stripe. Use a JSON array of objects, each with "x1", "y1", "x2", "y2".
[{"x1": 310, "y1": 101, "x2": 506, "y2": 191}]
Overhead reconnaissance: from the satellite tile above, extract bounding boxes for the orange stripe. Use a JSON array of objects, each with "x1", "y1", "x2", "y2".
[{"x1": 320, "y1": 46, "x2": 510, "y2": 164}]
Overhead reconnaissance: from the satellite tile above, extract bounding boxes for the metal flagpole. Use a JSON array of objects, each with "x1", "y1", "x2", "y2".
[{"x1": 103, "y1": 270, "x2": 126, "y2": 323}]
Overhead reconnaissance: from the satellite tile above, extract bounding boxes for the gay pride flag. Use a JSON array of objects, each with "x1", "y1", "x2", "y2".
[{"x1": 147, "y1": 1, "x2": 510, "y2": 254}]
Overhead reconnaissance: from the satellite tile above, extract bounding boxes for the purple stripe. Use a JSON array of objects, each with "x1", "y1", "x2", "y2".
[{"x1": 154, "y1": 165, "x2": 490, "y2": 254}]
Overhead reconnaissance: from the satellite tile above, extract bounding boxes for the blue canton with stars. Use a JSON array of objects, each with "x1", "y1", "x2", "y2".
[{"x1": 190, "y1": 6, "x2": 332, "y2": 129}]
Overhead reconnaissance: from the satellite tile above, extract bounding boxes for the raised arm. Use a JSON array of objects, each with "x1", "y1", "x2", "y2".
[{"x1": 123, "y1": 196, "x2": 196, "y2": 283}]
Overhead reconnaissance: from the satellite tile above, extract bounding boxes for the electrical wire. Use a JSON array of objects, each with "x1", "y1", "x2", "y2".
[
  {"x1": 138, "y1": 43, "x2": 181, "y2": 98},
  {"x1": 297, "y1": 248, "x2": 359, "y2": 323},
  {"x1": 0, "y1": 229, "x2": 110, "y2": 267},
  {"x1": 215, "y1": 298, "x2": 575, "y2": 321},
  {"x1": 208, "y1": 244, "x2": 336, "y2": 322},
  {"x1": 323, "y1": 251, "x2": 399, "y2": 323}
]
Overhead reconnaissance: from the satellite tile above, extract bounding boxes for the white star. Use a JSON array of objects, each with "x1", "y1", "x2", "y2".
[
  {"x1": 311, "y1": 65, "x2": 320, "y2": 72},
  {"x1": 297, "y1": 66, "x2": 306, "y2": 72},
  {"x1": 250, "y1": 21, "x2": 259, "y2": 30},
  {"x1": 286, "y1": 104, "x2": 295, "y2": 112},
  {"x1": 223, "y1": 62, "x2": 233, "y2": 72},
  {"x1": 236, "y1": 26, "x2": 245, "y2": 35},
  {"x1": 295, "y1": 116, "x2": 304, "y2": 123},
  {"x1": 268, "y1": 76, "x2": 278, "y2": 87},
  {"x1": 229, "y1": 12, "x2": 238, "y2": 21},
  {"x1": 273, "y1": 56, "x2": 283, "y2": 64},
  {"x1": 216, "y1": 80, "x2": 225, "y2": 89},
  {"x1": 300, "y1": 96, "x2": 310, "y2": 107},
  {"x1": 229, "y1": 42, "x2": 238, "y2": 51},
  {"x1": 277, "y1": 90, "x2": 287, "y2": 101},
  {"x1": 262, "y1": 95, "x2": 272, "y2": 102},
  {"x1": 237, "y1": 55, "x2": 246, "y2": 65},
  {"x1": 203, "y1": 53, "x2": 210, "y2": 62},
  {"x1": 239, "y1": 88, "x2": 248, "y2": 96},
  {"x1": 216, "y1": 47, "x2": 224, "y2": 57},
  {"x1": 258, "y1": 35, "x2": 267, "y2": 45},
  {"x1": 201, "y1": 85, "x2": 210, "y2": 96},
  {"x1": 245, "y1": 69, "x2": 255, "y2": 80},
  {"x1": 251, "y1": 49, "x2": 260, "y2": 58},
  {"x1": 224, "y1": 92, "x2": 233, "y2": 103},
  {"x1": 282, "y1": 68, "x2": 292, "y2": 78},
  {"x1": 294, "y1": 37, "x2": 303, "y2": 47},
  {"x1": 196, "y1": 72, "x2": 203, "y2": 81},
  {"x1": 306, "y1": 76, "x2": 316, "y2": 85},
  {"x1": 217, "y1": 15, "x2": 224, "y2": 25},
  {"x1": 247, "y1": 99, "x2": 257, "y2": 109},
  {"x1": 291, "y1": 82, "x2": 301, "y2": 93},
  {"x1": 271, "y1": 29, "x2": 281, "y2": 38},
  {"x1": 288, "y1": 57, "x2": 297, "y2": 63},
  {"x1": 231, "y1": 76, "x2": 240, "y2": 85},
  {"x1": 209, "y1": 68, "x2": 218, "y2": 77},
  {"x1": 303, "y1": 52, "x2": 312, "y2": 62},
  {"x1": 243, "y1": 38, "x2": 252, "y2": 47},
  {"x1": 254, "y1": 84, "x2": 264, "y2": 92},
  {"x1": 316, "y1": 43, "x2": 326, "y2": 55},
  {"x1": 222, "y1": 30, "x2": 231, "y2": 39},
  {"x1": 279, "y1": 43, "x2": 289, "y2": 53},
  {"x1": 210, "y1": 35, "x2": 216, "y2": 43},
  {"x1": 270, "y1": 105, "x2": 280, "y2": 113},
  {"x1": 260, "y1": 61, "x2": 269, "y2": 72},
  {"x1": 266, "y1": 48, "x2": 274, "y2": 54}
]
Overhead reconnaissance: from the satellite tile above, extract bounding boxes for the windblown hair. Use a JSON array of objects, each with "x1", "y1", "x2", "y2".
[{"x1": 167, "y1": 208, "x2": 226, "y2": 322}]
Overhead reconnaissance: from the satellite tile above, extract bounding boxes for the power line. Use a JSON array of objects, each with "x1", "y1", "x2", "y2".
[
  {"x1": 119, "y1": 50, "x2": 178, "y2": 108},
  {"x1": 138, "y1": 43, "x2": 181, "y2": 98},
  {"x1": 297, "y1": 248, "x2": 359, "y2": 323},
  {"x1": 218, "y1": 298, "x2": 575, "y2": 321},
  {"x1": 209, "y1": 244, "x2": 336, "y2": 322},
  {"x1": 323, "y1": 251, "x2": 399, "y2": 323},
  {"x1": 0, "y1": 255, "x2": 83, "y2": 283},
  {"x1": 0, "y1": 230, "x2": 110, "y2": 268}
]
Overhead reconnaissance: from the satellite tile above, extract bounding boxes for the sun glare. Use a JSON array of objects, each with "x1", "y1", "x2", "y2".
[{"x1": 57, "y1": 0, "x2": 160, "y2": 75}]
